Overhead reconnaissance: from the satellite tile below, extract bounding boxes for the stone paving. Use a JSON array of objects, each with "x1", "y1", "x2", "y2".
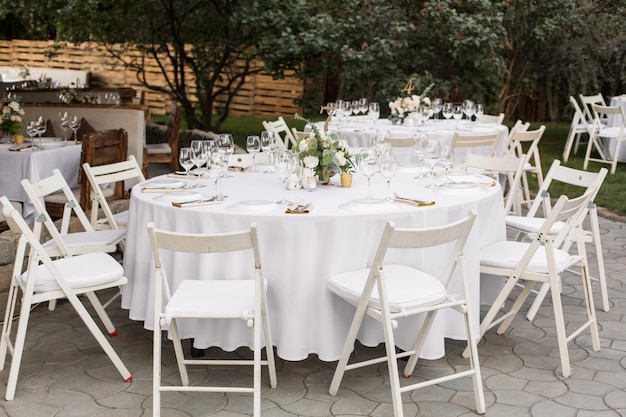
[{"x1": 0, "y1": 193, "x2": 624, "y2": 416}]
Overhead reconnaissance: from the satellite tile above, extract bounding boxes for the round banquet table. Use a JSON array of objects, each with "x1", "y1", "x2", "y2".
[
  {"x1": 311, "y1": 118, "x2": 509, "y2": 165},
  {"x1": 121, "y1": 169, "x2": 506, "y2": 362},
  {"x1": 607, "y1": 95, "x2": 626, "y2": 160},
  {"x1": 0, "y1": 139, "x2": 81, "y2": 223}
]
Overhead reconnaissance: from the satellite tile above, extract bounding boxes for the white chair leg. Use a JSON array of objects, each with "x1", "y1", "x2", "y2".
[
  {"x1": 526, "y1": 282, "x2": 551, "y2": 322},
  {"x1": 84, "y1": 291, "x2": 117, "y2": 336},
  {"x1": 261, "y1": 298, "x2": 277, "y2": 388},
  {"x1": 590, "y1": 208, "x2": 609, "y2": 312},
  {"x1": 153, "y1": 326, "x2": 162, "y2": 417},
  {"x1": 463, "y1": 307, "x2": 486, "y2": 414},
  {"x1": 548, "y1": 274, "x2": 571, "y2": 378},
  {"x1": 4, "y1": 291, "x2": 34, "y2": 401}
]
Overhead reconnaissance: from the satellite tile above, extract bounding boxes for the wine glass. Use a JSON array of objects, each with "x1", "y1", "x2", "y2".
[
  {"x1": 423, "y1": 136, "x2": 441, "y2": 181},
  {"x1": 369, "y1": 102, "x2": 380, "y2": 126},
  {"x1": 34, "y1": 116, "x2": 46, "y2": 147},
  {"x1": 178, "y1": 147, "x2": 194, "y2": 186},
  {"x1": 359, "y1": 97, "x2": 369, "y2": 115},
  {"x1": 260, "y1": 131, "x2": 276, "y2": 171},
  {"x1": 59, "y1": 111, "x2": 70, "y2": 142},
  {"x1": 475, "y1": 103, "x2": 485, "y2": 121},
  {"x1": 442, "y1": 102, "x2": 454, "y2": 121},
  {"x1": 452, "y1": 105, "x2": 463, "y2": 128},
  {"x1": 69, "y1": 115, "x2": 81, "y2": 142},
  {"x1": 26, "y1": 120, "x2": 37, "y2": 146},
  {"x1": 341, "y1": 101, "x2": 352, "y2": 122},
  {"x1": 326, "y1": 102, "x2": 336, "y2": 117},
  {"x1": 412, "y1": 133, "x2": 428, "y2": 178},
  {"x1": 431, "y1": 98, "x2": 442, "y2": 119},
  {"x1": 462, "y1": 99, "x2": 475, "y2": 121},
  {"x1": 373, "y1": 130, "x2": 391, "y2": 156},
  {"x1": 358, "y1": 149, "x2": 379, "y2": 199},
  {"x1": 379, "y1": 154, "x2": 398, "y2": 200},
  {"x1": 207, "y1": 147, "x2": 227, "y2": 200},
  {"x1": 190, "y1": 139, "x2": 208, "y2": 173},
  {"x1": 246, "y1": 135, "x2": 261, "y2": 172},
  {"x1": 275, "y1": 150, "x2": 293, "y2": 205},
  {"x1": 217, "y1": 133, "x2": 235, "y2": 176},
  {"x1": 440, "y1": 144, "x2": 455, "y2": 183},
  {"x1": 351, "y1": 100, "x2": 360, "y2": 116},
  {"x1": 285, "y1": 158, "x2": 303, "y2": 205}
]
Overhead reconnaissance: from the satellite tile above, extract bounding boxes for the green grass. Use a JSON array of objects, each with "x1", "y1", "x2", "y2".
[{"x1": 158, "y1": 114, "x2": 626, "y2": 217}]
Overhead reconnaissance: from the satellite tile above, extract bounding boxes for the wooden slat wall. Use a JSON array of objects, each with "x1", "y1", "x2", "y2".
[{"x1": 0, "y1": 40, "x2": 303, "y2": 118}]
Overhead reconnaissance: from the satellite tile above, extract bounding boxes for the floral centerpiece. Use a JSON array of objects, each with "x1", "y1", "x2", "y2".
[
  {"x1": 294, "y1": 113, "x2": 355, "y2": 183},
  {"x1": 0, "y1": 97, "x2": 24, "y2": 137},
  {"x1": 388, "y1": 80, "x2": 434, "y2": 125}
]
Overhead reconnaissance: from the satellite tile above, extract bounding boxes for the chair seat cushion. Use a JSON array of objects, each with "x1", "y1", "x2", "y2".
[
  {"x1": 165, "y1": 279, "x2": 263, "y2": 325},
  {"x1": 146, "y1": 143, "x2": 172, "y2": 155},
  {"x1": 597, "y1": 127, "x2": 625, "y2": 139},
  {"x1": 505, "y1": 215, "x2": 565, "y2": 235},
  {"x1": 328, "y1": 264, "x2": 447, "y2": 313},
  {"x1": 42, "y1": 229, "x2": 126, "y2": 253},
  {"x1": 480, "y1": 241, "x2": 579, "y2": 274},
  {"x1": 22, "y1": 252, "x2": 124, "y2": 293}
]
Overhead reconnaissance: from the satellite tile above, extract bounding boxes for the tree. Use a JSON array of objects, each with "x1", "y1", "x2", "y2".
[{"x1": 55, "y1": 0, "x2": 309, "y2": 131}]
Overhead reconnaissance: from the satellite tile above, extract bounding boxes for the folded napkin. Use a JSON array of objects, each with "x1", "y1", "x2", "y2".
[
  {"x1": 285, "y1": 203, "x2": 313, "y2": 214},
  {"x1": 393, "y1": 197, "x2": 435, "y2": 207},
  {"x1": 167, "y1": 171, "x2": 207, "y2": 179},
  {"x1": 228, "y1": 166, "x2": 248, "y2": 173},
  {"x1": 9, "y1": 145, "x2": 37, "y2": 151}
]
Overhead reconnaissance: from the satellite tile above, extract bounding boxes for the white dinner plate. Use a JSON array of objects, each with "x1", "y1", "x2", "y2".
[
  {"x1": 446, "y1": 171, "x2": 482, "y2": 182},
  {"x1": 143, "y1": 179, "x2": 186, "y2": 189},
  {"x1": 226, "y1": 200, "x2": 280, "y2": 212},
  {"x1": 155, "y1": 191, "x2": 205, "y2": 204},
  {"x1": 338, "y1": 198, "x2": 400, "y2": 212}
]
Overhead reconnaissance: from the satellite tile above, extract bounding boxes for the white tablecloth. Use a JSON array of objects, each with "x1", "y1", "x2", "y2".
[
  {"x1": 122, "y1": 170, "x2": 506, "y2": 362},
  {"x1": 312, "y1": 118, "x2": 509, "y2": 165},
  {"x1": 607, "y1": 96, "x2": 626, "y2": 160},
  {"x1": 0, "y1": 140, "x2": 81, "y2": 222}
]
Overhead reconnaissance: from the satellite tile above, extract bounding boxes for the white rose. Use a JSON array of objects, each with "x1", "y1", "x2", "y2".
[
  {"x1": 299, "y1": 140, "x2": 309, "y2": 152},
  {"x1": 303, "y1": 155, "x2": 319, "y2": 168},
  {"x1": 336, "y1": 151, "x2": 347, "y2": 167}
]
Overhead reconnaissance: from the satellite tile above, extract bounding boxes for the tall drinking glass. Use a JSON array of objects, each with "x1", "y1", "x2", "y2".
[
  {"x1": 246, "y1": 135, "x2": 261, "y2": 172},
  {"x1": 379, "y1": 154, "x2": 398, "y2": 200},
  {"x1": 358, "y1": 149, "x2": 379, "y2": 199},
  {"x1": 178, "y1": 147, "x2": 194, "y2": 186},
  {"x1": 369, "y1": 102, "x2": 380, "y2": 127}
]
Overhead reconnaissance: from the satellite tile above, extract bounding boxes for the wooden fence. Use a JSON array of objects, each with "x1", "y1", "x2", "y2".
[{"x1": 0, "y1": 40, "x2": 303, "y2": 118}]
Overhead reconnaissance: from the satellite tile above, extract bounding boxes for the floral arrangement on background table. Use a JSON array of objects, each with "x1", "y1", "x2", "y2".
[
  {"x1": 388, "y1": 79, "x2": 434, "y2": 124},
  {"x1": 0, "y1": 96, "x2": 24, "y2": 137},
  {"x1": 294, "y1": 113, "x2": 355, "y2": 183}
]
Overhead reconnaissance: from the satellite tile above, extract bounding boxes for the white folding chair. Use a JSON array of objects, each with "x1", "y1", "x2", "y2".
[
  {"x1": 499, "y1": 119, "x2": 530, "y2": 158},
  {"x1": 262, "y1": 116, "x2": 297, "y2": 150},
  {"x1": 579, "y1": 93, "x2": 608, "y2": 129},
  {"x1": 0, "y1": 196, "x2": 132, "y2": 401},
  {"x1": 583, "y1": 104, "x2": 626, "y2": 174},
  {"x1": 328, "y1": 212, "x2": 485, "y2": 417},
  {"x1": 504, "y1": 126, "x2": 546, "y2": 210},
  {"x1": 463, "y1": 153, "x2": 525, "y2": 216},
  {"x1": 465, "y1": 192, "x2": 601, "y2": 378},
  {"x1": 21, "y1": 169, "x2": 126, "y2": 258},
  {"x1": 563, "y1": 96, "x2": 591, "y2": 162},
  {"x1": 505, "y1": 159, "x2": 609, "y2": 316},
  {"x1": 475, "y1": 113, "x2": 504, "y2": 124},
  {"x1": 452, "y1": 131, "x2": 500, "y2": 158},
  {"x1": 83, "y1": 155, "x2": 145, "y2": 231},
  {"x1": 148, "y1": 222, "x2": 277, "y2": 417}
]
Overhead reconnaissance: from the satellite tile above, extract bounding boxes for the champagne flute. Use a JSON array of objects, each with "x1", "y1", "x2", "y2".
[
  {"x1": 207, "y1": 147, "x2": 227, "y2": 200},
  {"x1": 35, "y1": 116, "x2": 46, "y2": 147},
  {"x1": 246, "y1": 135, "x2": 261, "y2": 173},
  {"x1": 260, "y1": 131, "x2": 276, "y2": 171},
  {"x1": 452, "y1": 105, "x2": 463, "y2": 128},
  {"x1": 423, "y1": 136, "x2": 441, "y2": 182},
  {"x1": 379, "y1": 154, "x2": 398, "y2": 200},
  {"x1": 431, "y1": 98, "x2": 442, "y2": 120},
  {"x1": 442, "y1": 102, "x2": 453, "y2": 121},
  {"x1": 369, "y1": 102, "x2": 380, "y2": 127},
  {"x1": 413, "y1": 133, "x2": 428, "y2": 178},
  {"x1": 216, "y1": 133, "x2": 235, "y2": 177},
  {"x1": 26, "y1": 120, "x2": 37, "y2": 146},
  {"x1": 358, "y1": 149, "x2": 379, "y2": 199},
  {"x1": 275, "y1": 150, "x2": 293, "y2": 205},
  {"x1": 59, "y1": 111, "x2": 70, "y2": 142},
  {"x1": 373, "y1": 130, "x2": 391, "y2": 156},
  {"x1": 178, "y1": 147, "x2": 194, "y2": 187}
]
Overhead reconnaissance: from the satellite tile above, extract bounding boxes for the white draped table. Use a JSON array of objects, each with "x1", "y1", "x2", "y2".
[
  {"x1": 0, "y1": 139, "x2": 81, "y2": 223},
  {"x1": 122, "y1": 169, "x2": 506, "y2": 362},
  {"x1": 607, "y1": 96, "x2": 626, "y2": 160},
  {"x1": 311, "y1": 118, "x2": 509, "y2": 165}
]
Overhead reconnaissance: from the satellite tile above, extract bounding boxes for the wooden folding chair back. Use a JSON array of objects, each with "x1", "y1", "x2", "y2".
[
  {"x1": 144, "y1": 103, "x2": 182, "y2": 173},
  {"x1": 0, "y1": 196, "x2": 132, "y2": 401},
  {"x1": 328, "y1": 212, "x2": 485, "y2": 416},
  {"x1": 83, "y1": 155, "x2": 144, "y2": 230},
  {"x1": 148, "y1": 222, "x2": 277, "y2": 417}
]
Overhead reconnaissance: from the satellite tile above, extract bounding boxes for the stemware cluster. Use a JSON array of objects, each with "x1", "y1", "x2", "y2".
[{"x1": 356, "y1": 144, "x2": 398, "y2": 201}]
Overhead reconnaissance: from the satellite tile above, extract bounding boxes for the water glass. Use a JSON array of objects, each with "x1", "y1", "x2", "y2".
[
  {"x1": 358, "y1": 149, "x2": 379, "y2": 199},
  {"x1": 246, "y1": 135, "x2": 261, "y2": 172},
  {"x1": 379, "y1": 154, "x2": 398, "y2": 200}
]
